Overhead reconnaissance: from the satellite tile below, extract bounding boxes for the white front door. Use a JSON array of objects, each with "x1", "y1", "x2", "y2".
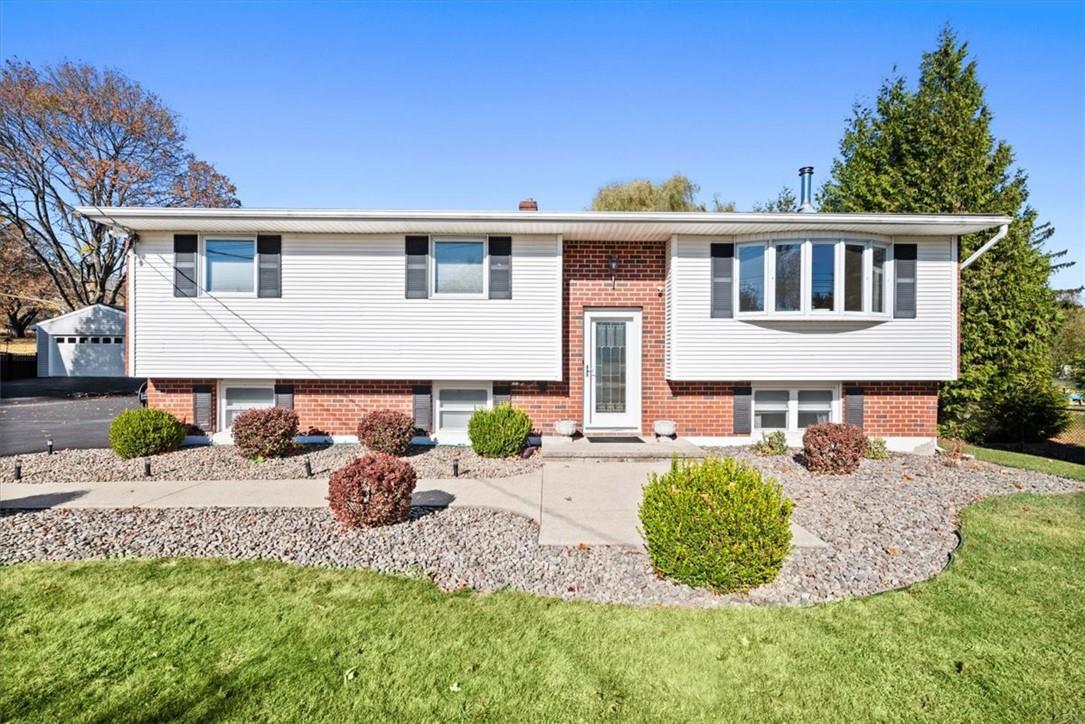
[{"x1": 583, "y1": 309, "x2": 642, "y2": 431}]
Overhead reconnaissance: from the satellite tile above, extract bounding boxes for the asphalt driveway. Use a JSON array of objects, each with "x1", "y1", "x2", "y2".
[{"x1": 0, "y1": 379, "x2": 141, "y2": 455}]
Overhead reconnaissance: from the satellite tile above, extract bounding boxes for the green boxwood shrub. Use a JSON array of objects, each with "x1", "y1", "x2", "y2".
[
  {"x1": 108, "y1": 408, "x2": 186, "y2": 459},
  {"x1": 865, "y1": 437, "x2": 889, "y2": 460},
  {"x1": 752, "y1": 431, "x2": 788, "y2": 456},
  {"x1": 639, "y1": 457, "x2": 793, "y2": 593},
  {"x1": 468, "y1": 404, "x2": 532, "y2": 458}
]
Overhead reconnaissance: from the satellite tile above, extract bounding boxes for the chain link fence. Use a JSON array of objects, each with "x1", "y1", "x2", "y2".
[{"x1": 988, "y1": 406, "x2": 1085, "y2": 465}]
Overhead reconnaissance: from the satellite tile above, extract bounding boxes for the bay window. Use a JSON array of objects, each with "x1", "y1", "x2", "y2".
[
  {"x1": 733, "y1": 238, "x2": 892, "y2": 316},
  {"x1": 752, "y1": 387, "x2": 838, "y2": 432}
]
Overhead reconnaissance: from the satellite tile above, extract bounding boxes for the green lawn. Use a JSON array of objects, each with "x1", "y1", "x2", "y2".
[
  {"x1": 964, "y1": 444, "x2": 1085, "y2": 482},
  {"x1": 2, "y1": 494, "x2": 1083, "y2": 723}
]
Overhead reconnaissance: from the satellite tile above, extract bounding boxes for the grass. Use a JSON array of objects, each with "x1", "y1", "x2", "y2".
[
  {"x1": 964, "y1": 443, "x2": 1085, "y2": 482},
  {"x1": 1, "y1": 494, "x2": 1083, "y2": 722}
]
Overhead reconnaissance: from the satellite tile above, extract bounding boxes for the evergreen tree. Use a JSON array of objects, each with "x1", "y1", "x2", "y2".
[{"x1": 819, "y1": 28, "x2": 1068, "y2": 442}]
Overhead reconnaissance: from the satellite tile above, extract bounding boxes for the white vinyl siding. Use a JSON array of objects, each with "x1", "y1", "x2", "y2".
[
  {"x1": 667, "y1": 235, "x2": 958, "y2": 381},
  {"x1": 131, "y1": 233, "x2": 562, "y2": 380}
]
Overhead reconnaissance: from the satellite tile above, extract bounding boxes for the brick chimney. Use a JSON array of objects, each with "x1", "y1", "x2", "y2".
[{"x1": 518, "y1": 197, "x2": 538, "y2": 211}]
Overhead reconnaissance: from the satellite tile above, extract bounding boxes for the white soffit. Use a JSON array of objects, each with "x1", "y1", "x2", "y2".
[{"x1": 75, "y1": 207, "x2": 1012, "y2": 239}]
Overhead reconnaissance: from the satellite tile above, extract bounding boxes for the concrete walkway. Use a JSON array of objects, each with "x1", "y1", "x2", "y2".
[{"x1": 0, "y1": 463, "x2": 828, "y2": 549}]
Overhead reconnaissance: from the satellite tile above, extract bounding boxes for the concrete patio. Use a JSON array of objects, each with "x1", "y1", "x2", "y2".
[{"x1": 0, "y1": 461, "x2": 827, "y2": 549}]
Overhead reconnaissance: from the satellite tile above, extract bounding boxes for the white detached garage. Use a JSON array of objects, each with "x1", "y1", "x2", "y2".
[{"x1": 34, "y1": 304, "x2": 126, "y2": 377}]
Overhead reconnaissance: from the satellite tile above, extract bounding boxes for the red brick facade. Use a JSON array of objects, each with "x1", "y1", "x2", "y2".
[
  {"x1": 146, "y1": 378, "x2": 218, "y2": 432},
  {"x1": 144, "y1": 240, "x2": 939, "y2": 440},
  {"x1": 846, "y1": 381, "x2": 939, "y2": 437}
]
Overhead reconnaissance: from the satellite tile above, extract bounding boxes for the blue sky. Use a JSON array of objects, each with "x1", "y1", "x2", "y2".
[{"x1": 3, "y1": 0, "x2": 1082, "y2": 288}]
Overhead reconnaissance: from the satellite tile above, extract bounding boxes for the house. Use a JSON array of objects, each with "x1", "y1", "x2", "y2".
[
  {"x1": 76, "y1": 172, "x2": 1010, "y2": 452},
  {"x1": 34, "y1": 304, "x2": 127, "y2": 377}
]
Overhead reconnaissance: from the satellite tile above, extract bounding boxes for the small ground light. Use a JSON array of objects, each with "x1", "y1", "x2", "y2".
[
  {"x1": 303, "y1": 456, "x2": 313, "y2": 477},
  {"x1": 14, "y1": 458, "x2": 21, "y2": 480},
  {"x1": 46, "y1": 438, "x2": 54, "y2": 455},
  {"x1": 452, "y1": 458, "x2": 459, "y2": 478},
  {"x1": 143, "y1": 457, "x2": 151, "y2": 477}
]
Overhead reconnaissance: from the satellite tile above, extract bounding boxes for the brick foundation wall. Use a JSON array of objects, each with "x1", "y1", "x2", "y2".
[
  {"x1": 284, "y1": 379, "x2": 419, "y2": 436},
  {"x1": 847, "y1": 381, "x2": 939, "y2": 437},
  {"x1": 146, "y1": 378, "x2": 217, "y2": 432}
]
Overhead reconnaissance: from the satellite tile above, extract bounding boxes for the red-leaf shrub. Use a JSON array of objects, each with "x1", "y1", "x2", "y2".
[
  {"x1": 231, "y1": 407, "x2": 299, "y2": 459},
  {"x1": 802, "y1": 423, "x2": 867, "y2": 474},
  {"x1": 357, "y1": 409, "x2": 416, "y2": 455},
  {"x1": 327, "y1": 453, "x2": 417, "y2": 529}
]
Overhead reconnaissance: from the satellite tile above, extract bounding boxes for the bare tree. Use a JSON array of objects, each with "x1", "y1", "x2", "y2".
[
  {"x1": 0, "y1": 224, "x2": 58, "y2": 336},
  {"x1": 0, "y1": 60, "x2": 240, "y2": 310}
]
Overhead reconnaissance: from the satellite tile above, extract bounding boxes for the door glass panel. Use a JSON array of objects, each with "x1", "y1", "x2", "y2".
[{"x1": 594, "y1": 321, "x2": 626, "y2": 413}]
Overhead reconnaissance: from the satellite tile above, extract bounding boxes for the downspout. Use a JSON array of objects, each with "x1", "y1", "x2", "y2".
[{"x1": 959, "y1": 224, "x2": 1008, "y2": 270}]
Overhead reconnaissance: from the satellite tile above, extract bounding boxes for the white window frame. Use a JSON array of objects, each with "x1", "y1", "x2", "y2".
[
  {"x1": 733, "y1": 234, "x2": 894, "y2": 320},
  {"x1": 432, "y1": 381, "x2": 493, "y2": 442},
  {"x1": 219, "y1": 379, "x2": 276, "y2": 431},
  {"x1": 201, "y1": 235, "x2": 258, "y2": 297},
  {"x1": 430, "y1": 237, "x2": 488, "y2": 299},
  {"x1": 751, "y1": 384, "x2": 841, "y2": 434}
]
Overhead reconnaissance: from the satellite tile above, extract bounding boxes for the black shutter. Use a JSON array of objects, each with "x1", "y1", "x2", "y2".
[
  {"x1": 173, "y1": 234, "x2": 198, "y2": 297},
  {"x1": 489, "y1": 236, "x2": 512, "y2": 299},
  {"x1": 845, "y1": 386, "x2": 864, "y2": 428},
  {"x1": 193, "y1": 384, "x2": 212, "y2": 432},
  {"x1": 257, "y1": 235, "x2": 282, "y2": 298},
  {"x1": 492, "y1": 383, "x2": 511, "y2": 406},
  {"x1": 274, "y1": 383, "x2": 294, "y2": 410},
  {"x1": 733, "y1": 386, "x2": 752, "y2": 434},
  {"x1": 710, "y1": 243, "x2": 734, "y2": 318},
  {"x1": 894, "y1": 244, "x2": 917, "y2": 319},
  {"x1": 406, "y1": 235, "x2": 429, "y2": 299},
  {"x1": 412, "y1": 384, "x2": 432, "y2": 434}
]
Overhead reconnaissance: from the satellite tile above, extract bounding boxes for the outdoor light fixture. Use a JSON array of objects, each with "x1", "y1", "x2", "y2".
[
  {"x1": 452, "y1": 459, "x2": 460, "y2": 478},
  {"x1": 13, "y1": 458, "x2": 21, "y2": 481},
  {"x1": 143, "y1": 457, "x2": 151, "y2": 477},
  {"x1": 46, "y1": 438, "x2": 54, "y2": 455},
  {"x1": 304, "y1": 456, "x2": 313, "y2": 478},
  {"x1": 609, "y1": 254, "x2": 619, "y2": 273}
]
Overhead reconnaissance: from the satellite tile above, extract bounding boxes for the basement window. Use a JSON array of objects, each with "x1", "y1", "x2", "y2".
[
  {"x1": 222, "y1": 384, "x2": 275, "y2": 428},
  {"x1": 753, "y1": 387, "x2": 839, "y2": 432}
]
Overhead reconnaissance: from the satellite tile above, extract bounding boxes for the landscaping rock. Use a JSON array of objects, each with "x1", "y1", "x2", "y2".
[{"x1": 0, "y1": 443, "x2": 540, "y2": 483}]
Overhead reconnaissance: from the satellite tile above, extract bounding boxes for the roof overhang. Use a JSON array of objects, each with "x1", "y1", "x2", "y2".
[{"x1": 75, "y1": 207, "x2": 1012, "y2": 240}]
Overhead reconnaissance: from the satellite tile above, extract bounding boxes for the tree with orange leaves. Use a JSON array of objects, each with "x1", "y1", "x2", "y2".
[{"x1": 0, "y1": 60, "x2": 240, "y2": 310}]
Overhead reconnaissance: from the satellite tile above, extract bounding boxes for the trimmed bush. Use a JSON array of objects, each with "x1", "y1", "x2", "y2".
[
  {"x1": 327, "y1": 453, "x2": 417, "y2": 529},
  {"x1": 108, "y1": 408, "x2": 185, "y2": 459},
  {"x1": 468, "y1": 404, "x2": 532, "y2": 458},
  {"x1": 231, "y1": 407, "x2": 299, "y2": 460},
  {"x1": 357, "y1": 409, "x2": 416, "y2": 456},
  {"x1": 802, "y1": 423, "x2": 867, "y2": 474},
  {"x1": 639, "y1": 457, "x2": 793, "y2": 593},
  {"x1": 865, "y1": 437, "x2": 889, "y2": 460},
  {"x1": 752, "y1": 431, "x2": 788, "y2": 456}
]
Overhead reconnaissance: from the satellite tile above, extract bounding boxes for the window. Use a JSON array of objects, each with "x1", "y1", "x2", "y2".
[
  {"x1": 90, "y1": 337, "x2": 100, "y2": 344},
  {"x1": 436, "y1": 386, "x2": 489, "y2": 432},
  {"x1": 113, "y1": 337, "x2": 123, "y2": 344},
  {"x1": 774, "y1": 242, "x2": 802, "y2": 312},
  {"x1": 731, "y1": 238, "x2": 893, "y2": 316},
  {"x1": 67, "y1": 337, "x2": 76, "y2": 343},
  {"x1": 738, "y1": 244, "x2": 765, "y2": 312},
  {"x1": 810, "y1": 243, "x2": 835, "y2": 311},
  {"x1": 206, "y1": 239, "x2": 255, "y2": 294},
  {"x1": 797, "y1": 390, "x2": 833, "y2": 428},
  {"x1": 844, "y1": 243, "x2": 864, "y2": 312},
  {"x1": 433, "y1": 239, "x2": 485, "y2": 296},
  {"x1": 56, "y1": 337, "x2": 66, "y2": 344},
  {"x1": 222, "y1": 385, "x2": 275, "y2": 428},
  {"x1": 753, "y1": 387, "x2": 838, "y2": 432},
  {"x1": 872, "y1": 246, "x2": 886, "y2": 313},
  {"x1": 753, "y1": 390, "x2": 789, "y2": 430},
  {"x1": 101, "y1": 337, "x2": 112, "y2": 344},
  {"x1": 78, "y1": 337, "x2": 88, "y2": 343}
]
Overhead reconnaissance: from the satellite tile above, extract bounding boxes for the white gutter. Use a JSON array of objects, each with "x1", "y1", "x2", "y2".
[{"x1": 960, "y1": 224, "x2": 1009, "y2": 270}]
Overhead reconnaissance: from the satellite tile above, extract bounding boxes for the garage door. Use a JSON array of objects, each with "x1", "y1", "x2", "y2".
[{"x1": 51, "y1": 335, "x2": 125, "y2": 377}]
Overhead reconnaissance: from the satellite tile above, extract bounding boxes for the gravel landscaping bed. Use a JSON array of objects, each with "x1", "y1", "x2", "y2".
[
  {"x1": 0, "y1": 443, "x2": 540, "y2": 483},
  {"x1": 0, "y1": 449, "x2": 1080, "y2": 607}
]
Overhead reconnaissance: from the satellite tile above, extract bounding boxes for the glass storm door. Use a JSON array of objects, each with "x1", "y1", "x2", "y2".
[{"x1": 584, "y1": 310, "x2": 642, "y2": 430}]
